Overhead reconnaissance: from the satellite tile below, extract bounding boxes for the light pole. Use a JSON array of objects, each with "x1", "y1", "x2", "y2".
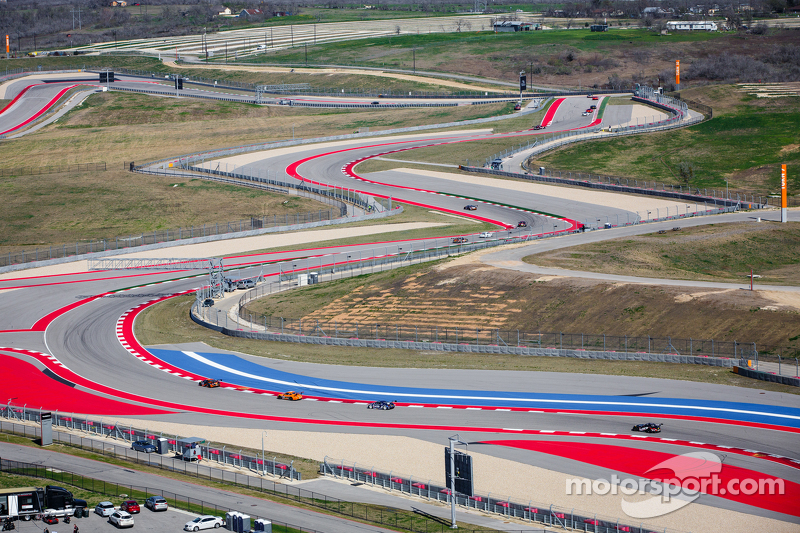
[
  {"x1": 261, "y1": 431, "x2": 268, "y2": 475},
  {"x1": 725, "y1": 179, "x2": 729, "y2": 200},
  {"x1": 448, "y1": 434, "x2": 468, "y2": 529}
]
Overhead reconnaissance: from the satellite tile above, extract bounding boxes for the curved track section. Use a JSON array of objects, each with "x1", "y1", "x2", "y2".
[{"x1": 1, "y1": 88, "x2": 798, "y2": 528}]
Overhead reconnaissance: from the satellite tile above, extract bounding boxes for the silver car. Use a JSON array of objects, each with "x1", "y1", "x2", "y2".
[
  {"x1": 145, "y1": 496, "x2": 168, "y2": 512},
  {"x1": 95, "y1": 501, "x2": 115, "y2": 516},
  {"x1": 109, "y1": 510, "x2": 135, "y2": 528}
]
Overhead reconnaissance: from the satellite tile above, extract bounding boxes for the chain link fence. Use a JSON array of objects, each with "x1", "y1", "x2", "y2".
[
  {"x1": 0, "y1": 161, "x2": 106, "y2": 177},
  {"x1": 0, "y1": 418, "x2": 542, "y2": 533},
  {"x1": 320, "y1": 458, "x2": 688, "y2": 533},
  {"x1": 0, "y1": 206, "x2": 346, "y2": 270}
]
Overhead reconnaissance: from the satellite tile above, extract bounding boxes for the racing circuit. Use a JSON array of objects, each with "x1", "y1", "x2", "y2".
[{"x1": 1, "y1": 63, "x2": 799, "y2": 533}]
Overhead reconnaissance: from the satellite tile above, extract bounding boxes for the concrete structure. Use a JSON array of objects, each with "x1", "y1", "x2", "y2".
[{"x1": 492, "y1": 21, "x2": 537, "y2": 31}]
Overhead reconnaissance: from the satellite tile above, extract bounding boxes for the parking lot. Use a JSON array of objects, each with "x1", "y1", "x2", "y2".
[{"x1": 9, "y1": 507, "x2": 202, "y2": 532}]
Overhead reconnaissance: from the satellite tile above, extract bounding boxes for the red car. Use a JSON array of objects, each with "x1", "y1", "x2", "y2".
[{"x1": 120, "y1": 500, "x2": 140, "y2": 514}]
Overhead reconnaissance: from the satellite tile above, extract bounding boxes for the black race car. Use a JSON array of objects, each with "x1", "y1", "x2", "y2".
[
  {"x1": 632, "y1": 423, "x2": 662, "y2": 433},
  {"x1": 367, "y1": 401, "x2": 395, "y2": 410}
]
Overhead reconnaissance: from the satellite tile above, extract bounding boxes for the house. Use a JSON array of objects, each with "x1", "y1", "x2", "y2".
[
  {"x1": 642, "y1": 7, "x2": 671, "y2": 16},
  {"x1": 493, "y1": 21, "x2": 536, "y2": 32},
  {"x1": 666, "y1": 20, "x2": 718, "y2": 30},
  {"x1": 214, "y1": 6, "x2": 232, "y2": 16},
  {"x1": 239, "y1": 8, "x2": 264, "y2": 17}
]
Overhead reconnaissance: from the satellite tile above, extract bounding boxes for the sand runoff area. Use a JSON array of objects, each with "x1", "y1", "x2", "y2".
[
  {"x1": 394, "y1": 168, "x2": 687, "y2": 214},
  {"x1": 102, "y1": 417, "x2": 795, "y2": 533},
  {"x1": 0, "y1": 222, "x2": 445, "y2": 280}
]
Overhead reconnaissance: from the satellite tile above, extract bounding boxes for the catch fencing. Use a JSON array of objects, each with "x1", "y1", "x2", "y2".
[
  {"x1": 0, "y1": 457, "x2": 320, "y2": 533},
  {"x1": 320, "y1": 458, "x2": 689, "y2": 533},
  {"x1": 0, "y1": 206, "x2": 347, "y2": 270},
  {"x1": 0, "y1": 410, "x2": 300, "y2": 480},
  {"x1": 0, "y1": 421, "x2": 542, "y2": 533},
  {"x1": 0, "y1": 161, "x2": 106, "y2": 177}
]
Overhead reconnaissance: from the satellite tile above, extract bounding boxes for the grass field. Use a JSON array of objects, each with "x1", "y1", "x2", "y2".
[
  {"x1": 532, "y1": 85, "x2": 800, "y2": 193},
  {"x1": 0, "y1": 92, "x2": 509, "y2": 252},
  {"x1": 135, "y1": 293, "x2": 799, "y2": 394}
]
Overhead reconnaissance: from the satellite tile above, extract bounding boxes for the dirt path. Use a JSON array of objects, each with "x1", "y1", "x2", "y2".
[{"x1": 162, "y1": 61, "x2": 503, "y2": 93}]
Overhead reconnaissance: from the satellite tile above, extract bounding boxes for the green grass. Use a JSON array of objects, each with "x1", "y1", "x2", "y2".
[{"x1": 532, "y1": 86, "x2": 800, "y2": 194}]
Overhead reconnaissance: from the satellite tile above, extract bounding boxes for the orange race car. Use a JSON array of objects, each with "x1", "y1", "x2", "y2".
[
  {"x1": 277, "y1": 391, "x2": 303, "y2": 401},
  {"x1": 199, "y1": 379, "x2": 221, "y2": 388}
]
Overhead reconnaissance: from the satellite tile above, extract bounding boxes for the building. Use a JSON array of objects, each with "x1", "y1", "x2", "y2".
[
  {"x1": 214, "y1": 6, "x2": 232, "y2": 16},
  {"x1": 493, "y1": 21, "x2": 538, "y2": 32},
  {"x1": 666, "y1": 20, "x2": 718, "y2": 30},
  {"x1": 239, "y1": 8, "x2": 264, "y2": 18},
  {"x1": 590, "y1": 24, "x2": 609, "y2": 31}
]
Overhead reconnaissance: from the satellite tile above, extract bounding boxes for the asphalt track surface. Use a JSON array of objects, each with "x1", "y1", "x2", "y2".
[{"x1": 1, "y1": 83, "x2": 799, "y2": 527}]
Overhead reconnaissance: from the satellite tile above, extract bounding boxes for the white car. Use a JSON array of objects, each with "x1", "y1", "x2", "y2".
[
  {"x1": 95, "y1": 501, "x2": 115, "y2": 516},
  {"x1": 582, "y1": 112, "x2": 589, "y2": 116},
  {"x1": 479, "y1": 232, "x2": 494, "y2": 238},
  {"x1": 109, "y1": 510, "x2": 135, "y2": 528},
  {"x1": 184, "y1": 515, "x2": 224, "y2": 531}
]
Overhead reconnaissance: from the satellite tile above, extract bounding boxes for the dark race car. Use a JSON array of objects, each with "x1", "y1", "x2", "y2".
[
  {"x1": 632, "y1": 423, "x2": 662, "y2": 433},
  {"x1": 367, "y1": 401, "x2": 395, "y2": 410},
  {"x1": 199, "y1": 379, "x2": 221, "y2": 388}
]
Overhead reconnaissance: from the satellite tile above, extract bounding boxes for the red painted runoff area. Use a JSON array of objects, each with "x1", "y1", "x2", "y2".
[
  {"x1": 0, "y1": 84, "x2": 80, "y2": 136},
  {"x1": 483, "y1": 440, "x2": 800, "y2": 517},
  {"x1": 0, "y1": 354, "x2": 170, "y2": 415},
  {"x1": 540, "y1": 98, "x2": 564, "y2": 127}
]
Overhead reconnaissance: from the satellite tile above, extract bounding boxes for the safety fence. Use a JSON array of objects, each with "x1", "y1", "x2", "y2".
[
  {"x1": 523, "y1": 168, "x2": 769, "y2": 208},
  {"x1": 0, "y1": 161, "x2": 106, "y2": 177},
  {"x1": 0, "y1": 206, "x2": 347, "y2": 270},
  {"x1": 0, "y1": 424, "x2": 542, "y2": 533},
  {"x1": 320, "y1": 458, "x2": 688, "y2": 533},
  {"x1": 0, "y1": 457, "x2": 320, "y2": 533},
  {"x1": 0, "y1": 412, "x2": 300, "y2": 480}
]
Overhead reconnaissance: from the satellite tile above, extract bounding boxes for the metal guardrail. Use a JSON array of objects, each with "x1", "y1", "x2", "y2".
[
  {"x1": 0, "y1": 418, "x2": 540, "y2": 533},
  {"x1": 0, "y1": 206, "x2": 346, "y2": 269},
  {"x1": 0, "y1": 409, "x2": 300, "y2": 480},
  {"x1": 0, "y1": 456, "x2": 319, "y2": 533},
  {"x1": 320, "y1": 458, "x2": 689, "y2": 533}
]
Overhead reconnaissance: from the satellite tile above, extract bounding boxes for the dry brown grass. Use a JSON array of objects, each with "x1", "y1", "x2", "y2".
[
  {"x1": 136, "y1": 294, "x2": 800, "y2": 394},
  {"x1": 527, "y1": 221, "x2": 800, "y2": 285}
]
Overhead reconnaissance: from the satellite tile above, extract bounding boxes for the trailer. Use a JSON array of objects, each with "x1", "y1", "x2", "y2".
[{"x1": 0, "y1": 486, "x2": 87, "y2": 523}]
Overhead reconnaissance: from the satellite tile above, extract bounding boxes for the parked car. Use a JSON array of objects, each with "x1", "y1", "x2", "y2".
[
  {"x1": 202, "y1": 298, "x2": 215, "y2": 307},
  {"x1": 479, "y1": 232, "x2": 494, "y2": 238},
  {"x1": 237, "y1": 278, "x2": 256, "y2": 289},
  {"x1": 513, "y1": 102, "x2": 522, "y2": 110},
  {"x1": 517, "y1": 221, "x2": 528, "y2": 228},
  {"x1": 145, "y1": 496, "x2": 168, "y2": 512},
  {"x1": 367, "y1": 400, "x2": 395, "y2": 410},
  {"x1": 120, "y1": 500, "x2": 140, "y2": 514},
  {"x1": 277, "y1": 391, "x2": 303, "y2": 401},
  {"x1": 132, "y1": 440, "x2": 157, "y2": 453},
  {"x1": 184, "y1": 515, "x2": 224, "y2": 531},
  {"x1": 109, "y1": 510, "x2": 134, "y2": 528},
  {"x1": 463, "y1": 204, "x2": 478, "y2": 210},
  {"x1": 452, "y1": 237, "x2": 469, "y2": 244},
  {"x1": 95, "y1": 502, "x2": 115, "y2": 517}
]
